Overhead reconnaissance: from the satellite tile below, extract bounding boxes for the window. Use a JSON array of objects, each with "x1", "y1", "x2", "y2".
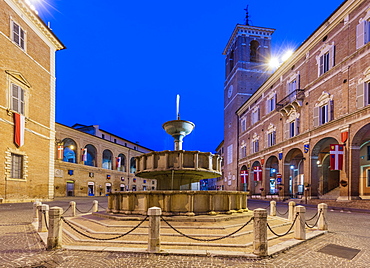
[
  {"x1": 313, "y1": 93, "x2": 333, "y2": 127},
  {"x1": 251, "y1": 108, "x2": 260, "y2": 124},
  {"x1": 320, "y1": 104, "x2": 329, "y2": 125},
  {"x1": 267, "y1": 94, "x2": 276, "y2": 113},
  {"x1": 356, "y1": 82, "x2": 370, "y2": 109},
  {"x1": 227, "y1": 145, "x2": 233, "y2": 164},
  {"x1": 367, "y1": 146, "x2": 370, "y2": 161},
  {"x1": 367, "y1": 169, "x2": 370, "y2": 187},
  {"x1": 240, "y1": 144, "x2": 247, "y2": 158},
  {"x1": 250, "y1": 40, "x2": 260, "y2": 62},
  {"x1": 356, "y1": 18, "x2": 370, "y2": 49},
  {"x1": 285, "y1": 117, "x2": 300, "y2": 139},
  {"x1": 241, "y1": 118, "x2": 246, "y2": 132},
  {"x1": 252, "y1": 140, "x2": 259, "y2": 154},
  {"x1": 290, "y1": 121, "x2": 295, "y2": 137},
  {"x1": 11, "y1": 153, "x2": 23, "y2": 179},
  {"x1": 317, "y1": 43, "x2": 335, "y2": 76},
  {"x1": 152, "y1": 180, "x2": 155, "y2": 184},
  {"x1": 12, "y1": 21, "x2": 25, "y2": 49},
  {"x1": 102, "y1": 134, "x2": 105, "y2": 139},
  {"x1": 11, "y1": 84, "x2": 25, "y2": 114},
  {"x1": 267, "y1": 131, "x2": 276, "y2": 147}
]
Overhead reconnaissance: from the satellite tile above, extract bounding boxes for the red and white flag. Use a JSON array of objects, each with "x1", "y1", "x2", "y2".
[
  {"x1": 330, "y1": 144, "x2": 344, "y2": 170},
  {"x1": 240, "y1": 170, "x2": 248, "y2": 184},
  {"x1": 81, "y1": 148, "x2": 87, "y2": 162},
  {"x1": 253, "y1": 166, "x2": 262, "y2": 181},
  {"x1": 14, "y1": 113, "x2": 25, "y2": 147},
  {"x1": 116, "y1": 157, "x2": 121, "y2": 169},
  {"x1": 57, "y1": 145, "x2": 64, "y2": 159}
]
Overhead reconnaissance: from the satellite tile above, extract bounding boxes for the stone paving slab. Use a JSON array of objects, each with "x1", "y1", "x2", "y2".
[{"x1": 1, "y1": 198, "x2": 370, "y2": 267}]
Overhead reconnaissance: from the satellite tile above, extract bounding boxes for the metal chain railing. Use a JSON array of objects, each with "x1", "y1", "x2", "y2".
[
  {"x1": 98, "y1": 204, "x2": 107, "y2": 210},
  {"x1": 75, "y1": 204, "x2": 95, "y2": 214},
  {"x1": 160, "y1": 216, "x2": 254, "y2": 242},
  {"x1": 62, "y1": 204, "x2": 72, "y2": 215},
  {"x1": 267, "y1": 212, "x2": 298, "y2": 237},
  {"x1": 42, "y1": 211, "x2": 49, "y2": 230},
  {"x1": 61, "y1": 216, "x2": 148, "y2": 241},
  {"x1": 276, "y1": 206, "x2": 289, "y2": 216},
  {"x1": 305, "y1": 209, "x2": 322, "y2": 228},
  {"x1": 305, "y1": 210, "x2": 319, "y2": 222}
]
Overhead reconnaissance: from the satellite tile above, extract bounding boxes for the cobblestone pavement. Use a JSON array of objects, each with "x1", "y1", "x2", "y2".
[{"x1": 0, "y1": 198, "x2": 369, "y2": 267}]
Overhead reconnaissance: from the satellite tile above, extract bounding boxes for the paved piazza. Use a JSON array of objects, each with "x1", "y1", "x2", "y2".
[{"x1": 0, "y1": 197, "x2": 369, "y2": 268}]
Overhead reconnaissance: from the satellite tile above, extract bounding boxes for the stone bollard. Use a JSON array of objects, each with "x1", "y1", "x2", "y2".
[
  {"x1": 288, "y1": 201, "x2": 296, "y2": 222},
  {"x1": 70, "y1": 201, "x2": 76, "y2": 217},
  {"x1": 33, "y1": 201, "x2": 42, "y2": 222},
  {"x1": 318, "y1": 203, "x2": 328, "y2": 230},
  {"x1": 270, "y1": 201, "x2": 276, "y2": 216},
  {"x1": 147, "y1": 206, "x2": 161, "y2": 253},
  {"x1": 294, "y1": 205, "x2": 306, "y2": 240},
  {"x1": 93, "y1": 200, "x2": 99, "y2": 212},
  {"x1": 253, "y1": 208, "x2": 268, "y2": 257},
  {"x1": 38, "y1": 204, "x2": 49, "y2": 232},
  {"x1": 47, "y1": 207, "x2": 63, "y2": 250}
]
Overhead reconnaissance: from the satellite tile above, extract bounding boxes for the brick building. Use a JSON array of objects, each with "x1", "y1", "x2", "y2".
[
  {"x1": 222, "y1": 0, "x2": 370, "y2": 200},
  {"x1": 55, "y1": 123, "x2": 156, "y2": 197},
  {"x1": 0, "y1": 0, "x2": 65, "y2": 202}
]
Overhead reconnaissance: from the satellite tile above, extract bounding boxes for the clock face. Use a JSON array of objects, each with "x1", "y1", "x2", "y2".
[{"x1": 228, "y1": 85, "x2": 233, "y2": 98}]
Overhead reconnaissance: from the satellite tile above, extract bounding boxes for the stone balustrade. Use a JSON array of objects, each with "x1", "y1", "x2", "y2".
[{"x1": 107, "y1": 191, "x2": 249, "y2": 216}]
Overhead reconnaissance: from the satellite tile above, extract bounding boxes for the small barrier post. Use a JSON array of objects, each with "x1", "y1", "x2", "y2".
[
  {"x1": 70, "y1": 201, "x2": 76, "y2": 217},
  {"x1": 253, "y1": 208, "x2": 268, "y2": 257},
  {"x1": 318, "y1": 203, "x2": 328, "y2": 230},
  {"x1": 148, "y1": 206, "x2": 161, "y2": 253},
  {"x1": 33, "y1": 200, "x2": 42, "y2": 222},
  {"x1": 47, "y1": 207, "x2": 63, "y2": 250},
  {"x1": 38, "y1": 204, "x2": 49, "y2": 232},
  {"x1": 294, "y1": 205, "x2": 306, "y2": 240},
  {"x1": 288, "y1": 201, "x2": 296, "y2": 221},
  {"x1": 93, "y1": 200, "x2": 99, "y2": 212},
  {"x1": 270, "y1": 201, "x2": 276, "y2": 216}
]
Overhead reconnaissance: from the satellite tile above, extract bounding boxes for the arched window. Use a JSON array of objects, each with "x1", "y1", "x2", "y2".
[
  {"x1": 84, "y1": 144, "x2": 97, "y2": 167},
  {"x1": 102, "y1": 149, "x2": 113, "y2": 170},
  {"x1": 130, "y1": 157, "x2": 136, "y2": 173},
  {"x1": 229, "y1": 49, "x2": 235, "y2": 72},
  {"x1": 250, "y1": 40, "x2": 260, "y2": 62},
  {"x1": 117, "y1": 153, "x2": 126, "y2": 172},
  {"x1": 63, "y1": 138, "x2": 77, "y2": 163}
]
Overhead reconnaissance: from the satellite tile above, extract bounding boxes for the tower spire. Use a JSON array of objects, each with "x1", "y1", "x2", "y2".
[{"x1": 244, "y1": 5, "x2": 250, "y2": 26}]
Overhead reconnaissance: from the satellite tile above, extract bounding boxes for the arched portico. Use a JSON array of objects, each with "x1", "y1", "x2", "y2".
[
  {"x1": 284, "y1": 148, "x2": 304, "y2": 198},
  {"x1": 351, "y1": 123, "x2": 370, "y2": 199},
  {"x1": 251, "y1": 161, "x2": 262, "y2": 194},
  {"x1": 240, "y1": 165, "x2": 248, "y2": 192},
  {"x1": 311, "y1": 137, "x2": 340, "y2": 198},
  {"x1": 265, "y1": 155, "x2": 279, "y2": 194}
]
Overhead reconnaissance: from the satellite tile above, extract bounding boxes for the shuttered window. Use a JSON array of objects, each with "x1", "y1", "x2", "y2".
[
  {"x1": 356, "y1": 20, "x2": 369, "y2": 49},
  {"x1": 12, "y1": 21, "x2": 25, "y2": 50},
  {"x1": 11, "y1": 84, "x2": 25, "y2": 114}
]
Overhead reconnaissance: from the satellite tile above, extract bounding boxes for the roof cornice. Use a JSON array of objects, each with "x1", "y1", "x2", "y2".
[{"x1": 11, "y1": 0, "x2": 65, "y2": 50}]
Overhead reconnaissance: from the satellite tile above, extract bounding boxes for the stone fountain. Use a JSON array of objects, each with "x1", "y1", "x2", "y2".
[{"x1": 107, "y1": 95, "x2": 248, "y2": 216}]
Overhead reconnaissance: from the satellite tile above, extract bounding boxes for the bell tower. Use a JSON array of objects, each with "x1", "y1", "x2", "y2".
[{"x1": 222, "y1": 7, "x2": 275, "y2": 190}]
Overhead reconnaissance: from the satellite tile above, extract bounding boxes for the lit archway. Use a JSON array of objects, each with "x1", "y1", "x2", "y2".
[
  {"x1": 62, "y1": 138, "x2": 77, "y2": 163},
  {"x1": 284, "y1": 148, "x2": 304, "y2": 198}
]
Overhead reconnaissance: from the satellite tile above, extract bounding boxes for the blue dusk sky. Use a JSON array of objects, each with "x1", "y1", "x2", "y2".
[{"x1": 35, "y1": 0, "x2": 343, "y2": 152}]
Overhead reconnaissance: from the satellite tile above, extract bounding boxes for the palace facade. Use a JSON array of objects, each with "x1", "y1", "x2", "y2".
[
  {"x1": 55, "y1": 123, "x2": 156, "y2": 197},
  {"x1": 222, "y1": 0, "x2": 370, "y2": 200},
  {"x1": 0, "y1": 0, "x2": 65, "y2": 202}
]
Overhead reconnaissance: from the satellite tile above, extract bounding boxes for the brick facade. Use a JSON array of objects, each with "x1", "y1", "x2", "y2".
[
  {"x1": 233, "y1": 0, "x2": 370, "y2": 200},
  {"x1": 0, "y1": 0, "x2": 64, "y2": 202}
]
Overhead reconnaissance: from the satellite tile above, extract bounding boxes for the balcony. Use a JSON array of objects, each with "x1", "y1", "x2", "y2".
[{"x1": 276, "y1": 89, "x2": 305, "y2": 115}]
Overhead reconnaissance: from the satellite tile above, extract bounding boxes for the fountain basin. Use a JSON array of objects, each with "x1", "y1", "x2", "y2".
[
  {"x1": 135, "y1": 150, "x2": 222, "y2": 190},
  {"x1": 107, "y1": 190, "x2": 249, "y2": 216}
]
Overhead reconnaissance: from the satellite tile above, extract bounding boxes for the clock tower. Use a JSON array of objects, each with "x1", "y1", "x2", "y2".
[{"x1": 222, "y1": 8, "x2": 274, "y2": 190}]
